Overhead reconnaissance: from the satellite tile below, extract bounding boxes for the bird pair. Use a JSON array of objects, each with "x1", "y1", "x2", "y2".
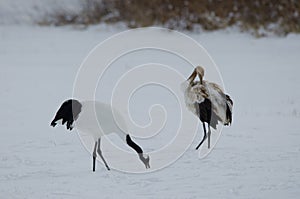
[{"x1": 50, "y1": 66, "x2": 233, "y2": 171}]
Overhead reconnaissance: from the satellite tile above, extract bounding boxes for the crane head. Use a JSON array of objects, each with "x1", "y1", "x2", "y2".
[
  {"x1": 195, "y1": 66, "x2": 205, "y2": 79},
  {"x1": 139, "y1": 154, "x2": 150, "y2": 169},
  {"x1": 187, "y1": 66, "x2": 205, "y2": 84}
]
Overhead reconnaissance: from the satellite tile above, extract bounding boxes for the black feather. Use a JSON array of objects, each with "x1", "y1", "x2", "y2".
[
  {"x1": 50, "y1": 99, "x2": 82, "y2": 130},
  {"x1": 197, "y1": 98, "x2": 222, "y2": 130}
]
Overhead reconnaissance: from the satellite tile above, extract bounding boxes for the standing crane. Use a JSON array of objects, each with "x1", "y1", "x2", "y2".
[
  {"x1": 50, "y1": 99, "x2": 150, "y2": 172},
  {"x1": 182, "y1": 66, "x2": 233, "y2": 149}
]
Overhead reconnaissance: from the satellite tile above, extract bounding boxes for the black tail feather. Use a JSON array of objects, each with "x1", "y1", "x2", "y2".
[{"x1": 50, "y1": 99, "x2": 82, "y2": 130}]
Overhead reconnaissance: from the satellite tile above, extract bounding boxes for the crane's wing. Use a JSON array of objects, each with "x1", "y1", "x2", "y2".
[
  {"x1": 75, "y1": 101, "x2": 128, "y2": 140},
  {"x1": 181, "y1": 80, "x2": 208, "y2": 115},
  {"x1": 181, "y1": 79, "x2": 233, "y2": 126},
  {"x1": 206, "y1": 82, "x2": 233, "y2": 125},
  {"x1": 205, "y1": 82, "x2": 227, "y2": 124}
]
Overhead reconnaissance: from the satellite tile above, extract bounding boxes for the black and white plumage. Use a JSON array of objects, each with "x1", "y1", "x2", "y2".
[
  {"x1": 182, "y1": 66, "x2": 233, "y2": 149},
  {"x1": 50, "y1": 99, "x2": 150, "y2": 172}
]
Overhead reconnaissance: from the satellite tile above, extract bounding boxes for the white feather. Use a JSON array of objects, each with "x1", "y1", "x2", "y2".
[
  {"x1": 204, "y1": 81, "x2": 227, "y2": 123},
  {"x1": 75, "y1": 101, "x2": 128, "y2": 141},
  {"x1": 182, "y1": 79, "x2": 228, "y2": 125}
]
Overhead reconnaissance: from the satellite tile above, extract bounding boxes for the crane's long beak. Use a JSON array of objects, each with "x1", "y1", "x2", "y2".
[
  {"x1": 187, "y1": 70, "x2": 197, "y2": 83},
  {"x1": 197, "y1": 73, "x2": 203, "y2": 84}
]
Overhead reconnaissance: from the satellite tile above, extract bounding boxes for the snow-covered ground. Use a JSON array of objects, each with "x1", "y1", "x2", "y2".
[
  {"x1": 1, "y1": 24, "x2": 299, "y2": 199},
  {"x1": 1, "y1": 2, "x2": 300, "y2": 198}
]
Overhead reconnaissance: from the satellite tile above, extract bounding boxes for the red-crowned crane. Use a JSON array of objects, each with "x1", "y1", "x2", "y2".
[
  {"x1": 50, "y1": 99, "x2": 150, "y2": 172},
  {"x1": 182, "y1": 66, "x2": 233, "y2": 149}
]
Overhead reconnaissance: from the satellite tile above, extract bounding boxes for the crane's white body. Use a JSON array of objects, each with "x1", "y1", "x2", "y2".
[
  {"x1": 182, "y1": 80, "x2": 229, "y2": 125},
  {"x1": 74, "y1": 101, "x2": 128, "y2": 141},
  {"x1": 182, "y1": 66, "x2": 233, "y2": 149},
  {"x1": 181, "y1": 80, "x2": 204, "y2": 115},
  {"x1": 51, "y1": 99, "x2": 150, "y2": 171},
  {"x1": 203, "y1": 81, "x2": 228, "y2": 124}
]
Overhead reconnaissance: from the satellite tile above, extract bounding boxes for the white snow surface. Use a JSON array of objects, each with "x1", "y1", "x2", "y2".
[{"x1": 1, "y1": 9, "x2": 300, "y2": 199}]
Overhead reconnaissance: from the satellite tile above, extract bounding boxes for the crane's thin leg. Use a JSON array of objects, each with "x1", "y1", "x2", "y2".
[
  {"x1": 93, "y1": 141, "x2": 98, "y2": 172},
  {"x1": 208, "y1": 125, "x2": 211, "y2": 149},
  {"x1": 196, "y1": 122, "x2": 207, "y2": 150},
  {"x1": 97, "y1": 138, "x2": 110, "y2": 170}
]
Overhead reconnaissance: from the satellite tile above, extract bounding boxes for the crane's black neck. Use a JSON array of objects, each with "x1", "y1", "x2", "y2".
[
  {"x1": 126, "y1": 134, "x2": 143, "y2": 154},
  {"x1": 126, "y1": 134, "x2": 150, "y2": 168}
]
